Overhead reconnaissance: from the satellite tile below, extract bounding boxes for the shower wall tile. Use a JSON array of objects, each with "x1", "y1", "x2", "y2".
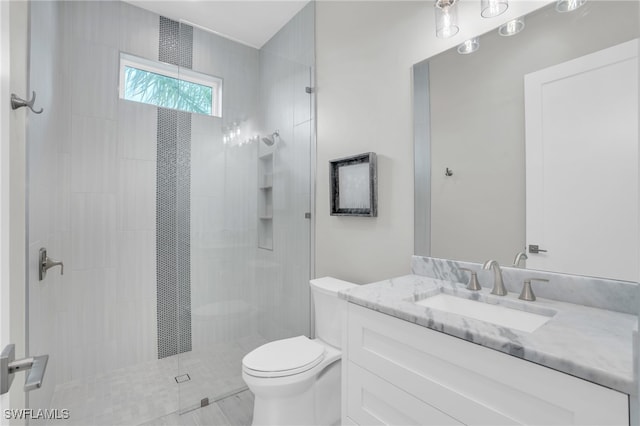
[
  {"x1": 117, "y1": 159, "x2": 156, "y2": 231},
  {"x1": 293, "y1": 120, "x2": 312, "y2": 195},
  {"x1": 71, "y1": 115, "x2": 117, "y2": 193},
  {"x1": 54, "y1": 310, "x2": 72, "y2": 384},
  {"x1": 293, "y1": 2, "x2": 316, "y2": 68},
  {"x1": 191, "y1": 196, "x2": 225, "y2": 247},
  {"x1": 68, "y1": 267, "x2": 112, "y2": 380},
  {"x1": 70, "y1": 193, "x2": 117, "y2": 270},
  {"x1": 71, "y1": 0, "x2": 120, "y2": 48},
  {"x1": 29, "y1": 181, "x2": 56, "y2": 251},
  {"x1": 192, "y1": 26, "x2": 260, "y2": 130},
  {"x1": 191, "y1": 115, "x2": 224, "y2": 198},
  {"x1": 118, "y1": 101, "x2": 158, "y2": 161},
  {"x1": 119, "y1": 1, "x2": 159, "y2": 60},
  {"x1": 260, "y1": 2, "x2": 315, "y2": 68},
  {"x1": 56, "y1": 153, "x2": 72, "y2": 232},
  {"x1": 293, "y1": 65, "x2": 312, "y2": 126},
  {"x1": 71, "y1": 41, "x2": 119, "y2": 120},
  {"x1": 117, "y1": 231, "x2": 156, "y2": 301}
]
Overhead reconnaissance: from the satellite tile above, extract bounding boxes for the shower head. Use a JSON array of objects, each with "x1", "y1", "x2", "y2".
[{"x1": 262, "y1": 130, "x2": 279, "y2": 146}]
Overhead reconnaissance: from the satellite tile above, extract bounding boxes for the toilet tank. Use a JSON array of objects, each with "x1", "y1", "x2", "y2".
[{"x1": 310, "y1": 277, "x2": 357, "y2": 349}]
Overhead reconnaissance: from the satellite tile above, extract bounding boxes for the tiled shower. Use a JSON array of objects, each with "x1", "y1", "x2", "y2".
[{"x1": 26, "y1": 1, "x2": 314, "y2": 423}]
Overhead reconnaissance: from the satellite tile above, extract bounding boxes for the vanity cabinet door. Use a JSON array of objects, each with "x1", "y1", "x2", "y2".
[
  {"x1": 347, "y1": 362, "x2": 463, "y2": 425},
  {"x1": 343, "y1": 303, "x2": 629, "y2": 426}
]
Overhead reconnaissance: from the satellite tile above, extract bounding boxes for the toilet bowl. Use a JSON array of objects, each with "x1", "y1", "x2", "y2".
[{"x1": 241, "y1": 277, "x2": 357, "y2": 426}]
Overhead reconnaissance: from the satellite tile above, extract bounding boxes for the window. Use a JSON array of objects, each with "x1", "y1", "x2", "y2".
[{"x1": 119, "y1": 53, "x2": 222, "y2": 117}]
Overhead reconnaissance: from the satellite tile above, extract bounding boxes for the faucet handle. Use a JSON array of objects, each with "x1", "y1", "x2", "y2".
[
  {"x1": 519, "y1": 278, "x2": 549, "y2": 302},
  {"x1": 459, "y1": 267, "x2": 482, "y2": 291}
]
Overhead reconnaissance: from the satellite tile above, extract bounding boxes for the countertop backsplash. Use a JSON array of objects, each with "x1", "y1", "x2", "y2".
[{"x1": 411, "y1": 255, "x2": 638, "y2": 315}]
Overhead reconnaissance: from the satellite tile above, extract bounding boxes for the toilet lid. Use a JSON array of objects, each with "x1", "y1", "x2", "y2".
[{"x1": 242, "y1": 336, "x2": 325, "y2": 378}]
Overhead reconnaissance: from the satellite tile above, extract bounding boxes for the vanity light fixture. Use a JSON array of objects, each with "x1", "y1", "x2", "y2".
[
  {"x1": 434, "y1": 0, "x2": 459, "y2": 39},
  {"x1": 498, "y1": 17, "x2": 525, "y2": 36},
  {"x1": 457, "y1": 37, "x2": 480, "y2": 54},
  {"x1": 481, "y1": 0, "x2": 508, "y2": 18},
  {"x1": 555, "y1": 0, "x2": 586, "y2": 12}
]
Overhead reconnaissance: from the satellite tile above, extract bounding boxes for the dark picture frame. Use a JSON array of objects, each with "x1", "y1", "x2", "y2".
[{"x1": 329, "y1": 152, "x2": 378, "y2": 217}]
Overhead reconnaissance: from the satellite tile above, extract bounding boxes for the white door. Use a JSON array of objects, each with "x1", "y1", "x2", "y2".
[{"x1": 525, "y1": 39, "x2": 638, "y2": 281}]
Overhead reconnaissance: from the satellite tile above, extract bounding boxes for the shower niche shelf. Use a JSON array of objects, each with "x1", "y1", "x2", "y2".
[{"x1": 258, "y1": 152, "x2": 274, "y2": 250}]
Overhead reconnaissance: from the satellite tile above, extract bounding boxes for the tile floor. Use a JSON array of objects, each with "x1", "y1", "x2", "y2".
[{"x1": 45, "y1": 335, "x2": 266, "y2": 425}]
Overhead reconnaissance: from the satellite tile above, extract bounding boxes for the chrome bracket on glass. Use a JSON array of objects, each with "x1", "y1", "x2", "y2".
[
  {"x1": 1, "y1": 344, "x2": 49, "y2": 395},
  {"x1": 39, "y1": 247, "x2": 64, "y2": 281}
]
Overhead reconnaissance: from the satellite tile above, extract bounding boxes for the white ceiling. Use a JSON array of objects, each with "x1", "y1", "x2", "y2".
[{"x1": 124, "y1": 0, "x2": 310, "y2": 49}]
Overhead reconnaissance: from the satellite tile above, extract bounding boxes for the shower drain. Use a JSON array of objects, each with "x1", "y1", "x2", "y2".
[{"x1": 175, "y1": 374, "x2": 191, "y2": 384}]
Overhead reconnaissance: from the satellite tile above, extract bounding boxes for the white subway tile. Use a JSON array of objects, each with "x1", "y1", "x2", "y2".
[{"x1": 71, "y1": 115, "x2": 118, "y2": 193}]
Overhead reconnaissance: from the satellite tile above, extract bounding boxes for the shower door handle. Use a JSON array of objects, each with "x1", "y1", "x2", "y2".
[{"x1": 39, "y1": 247, "x2": 64, "y2": 281}]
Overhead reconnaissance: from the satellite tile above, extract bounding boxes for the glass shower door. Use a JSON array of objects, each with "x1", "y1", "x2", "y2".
[
  {"x1": 175, "y1": 16, "x2": 315, "y2": 414},
  {"x1": 26, "y1": 2, "x2": 181, "y2": 424}
]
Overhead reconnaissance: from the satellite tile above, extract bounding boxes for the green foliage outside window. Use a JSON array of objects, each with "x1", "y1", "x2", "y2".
[{"x1": 123, "y1": 66, "x2": 213, "y2": 115}]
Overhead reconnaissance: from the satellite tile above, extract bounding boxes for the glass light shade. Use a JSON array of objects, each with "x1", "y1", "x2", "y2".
[
  {"x1": 555, "y1": 0, "x2": 586, "y2": 12},
  {"x1": 457, "y1": 37, "x2": 480, "y2": 55},
  {"x1": 498, "y1": 17, "x2": 525, "y2": 36},
  {"x1": 435, "y1": 1, "x2": 459, "y2": 39},
  {"x1": 481, "y1": 0, "x2": 508, "y2": 17}
]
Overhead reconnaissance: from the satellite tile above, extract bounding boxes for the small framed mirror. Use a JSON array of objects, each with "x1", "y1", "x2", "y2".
[{"x1": 329, "y1": 152, "x2": 378, "y2": 217}]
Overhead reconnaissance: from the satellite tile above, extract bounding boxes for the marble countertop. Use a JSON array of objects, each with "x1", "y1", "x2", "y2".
[{"x1": 341, "y1": 274, "x2": 637, "y2": 395}]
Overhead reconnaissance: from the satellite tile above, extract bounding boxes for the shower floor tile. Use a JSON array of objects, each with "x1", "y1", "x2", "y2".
[
  {"x1": 141, "y1": 390, "x2": 254, "y2": 426},
  {"x1": 45, "y1": 335, "x2": 266, "y2": 426}
]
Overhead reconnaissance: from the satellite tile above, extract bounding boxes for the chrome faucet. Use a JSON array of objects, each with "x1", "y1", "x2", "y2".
[
  {"x1": 513, "y1": 252, "x2": 528, "y2": 268},
  {"x1": 482, "y1": 260, "x2": 507, "y2": 296}
]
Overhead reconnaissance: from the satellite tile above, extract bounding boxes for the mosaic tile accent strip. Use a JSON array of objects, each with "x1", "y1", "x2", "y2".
[
  {"x1": 177, "y1": 111, "x2": 192, "y2": 354},
  {"x1": 157, "y1": 16, "x2": 193, "y2": 359},
  {"x1": 159, "y1": 16, "x2": 179, "y2": 66},
  {"x1": 178, "y1": 24, "x2": 193, "y2": 69},
  {"x1": 159, "y1": 17, "x2": 193, "y2": 68},
  {"x1": 156, "y1": 108, "x2": 179, "y2": 358}
]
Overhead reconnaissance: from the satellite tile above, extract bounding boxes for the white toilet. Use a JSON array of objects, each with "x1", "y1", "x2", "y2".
[{"x1": 241, "y1": 277, "x2": 357, "y2": 425}]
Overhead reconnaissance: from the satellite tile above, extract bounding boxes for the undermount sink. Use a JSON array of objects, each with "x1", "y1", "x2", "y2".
[{"x1": 415, "y1": 293, "x2": 554, "y2": 333}]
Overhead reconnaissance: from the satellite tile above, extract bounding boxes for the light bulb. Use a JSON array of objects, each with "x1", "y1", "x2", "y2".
[
  {"x1": 498, "y1": 17, "x2": 525, "y2": 36},
  {"x1": 555, "y1": 0, "x2": 586, "y2": 12},
  {"x1": 435, "y1": 0, "x2": 459, "y2": 39},
  {"x1": 481, "y1": 0, "x2": 508, "y2": 17},
  {"x1": 457, "y1": 37, "x2": 480, "y2": 54}
]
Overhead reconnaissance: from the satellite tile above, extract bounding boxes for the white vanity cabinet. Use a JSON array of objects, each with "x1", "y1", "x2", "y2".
[{"x1": 342, "y1": 303, "x2": 629, "y2": 426}]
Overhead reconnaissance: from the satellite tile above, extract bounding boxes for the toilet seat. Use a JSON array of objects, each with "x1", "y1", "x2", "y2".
[{"x1": 242, "y1": 336, "x2": 325, "y2": 378}]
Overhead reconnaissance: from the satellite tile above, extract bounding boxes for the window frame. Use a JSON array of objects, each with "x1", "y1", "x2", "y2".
[{"x1": 119, "y1": 52, "x2": 223, "y2": 117}]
